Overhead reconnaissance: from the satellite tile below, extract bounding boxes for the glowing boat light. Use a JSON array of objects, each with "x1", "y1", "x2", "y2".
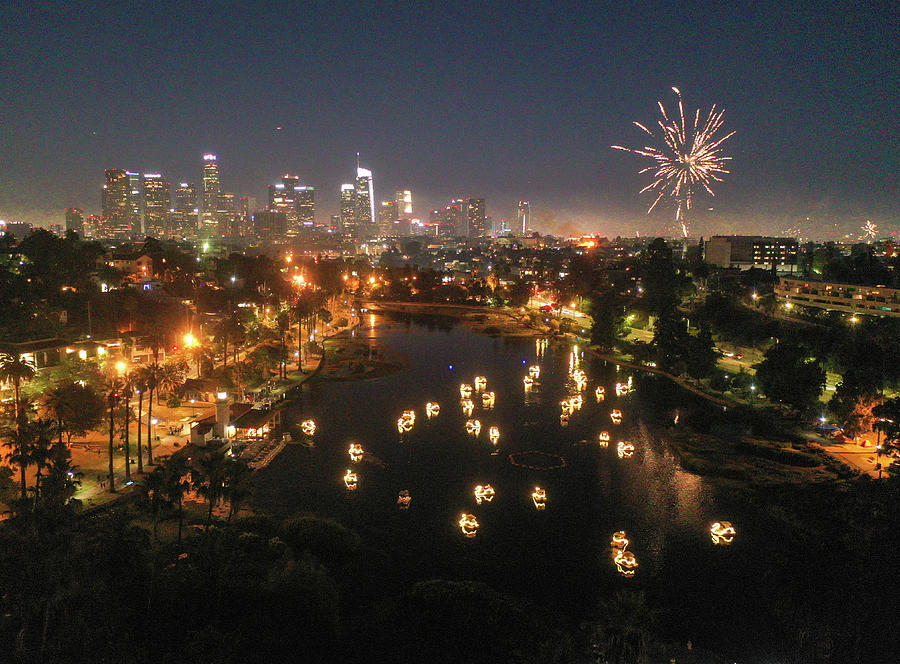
[
  {"x1": 482, "y1": 391, "x2": 495, "y2": 409},
  {"x1": 474, "y1": 484, "x2": 495, "y2": 504},
  {"x1": 614, "y1": 549, "x2": 638, "y2": 577},
  {"x1": 348, "y1": 443, "x2": 364, "y2": 462},
  {"x1": 528, "y1": 365, "x2": 540, "y2": 379},
  {"x1": 615, "y1": 382, "x2": 629, "y2": 397},
  {"x1": 426, "y1": 402, "x2": 441, "y2": 418},
  {"x1": 461, "y1": 399, "x2": 474, "y2": 417},
  {"x1": 465, "y1": 419, "x2": 482, "y2": 436},
  {"x1": 710, "y1": 521, "x2": 736, "y2": 545},
  {"x1": 598, "y1": 431, "x2": 610, "y2": 447},
  {"x1": 595, "y1": 386, "x2": 606, "y2": 402},
  {"x1": 532, "y1": 486, "x2": 547, "y2": 510},
  {"x1": 460, "y1": 383, "x2": 473, "y2": 398},
  {"x1": 300, "y1": 419, "x2": 316, "y2": 436},
  {"x1": 610, "y1": 409, "x2": 623, "y2": 425},
  {"x1": 473, "y1": 376, "x2": 487, "y2": 390},
  {"x1": 397, "y1": 489, "x2": 411, "y2": 509},
  {"x1": 611, "y1": 531, "x2": 629, "y2": 550},
  {"x1": 459, "y1": 513, "x2": 479, "y2": 538},
  {"x1": 488, "y1": 426, "x2": 500, "y2": 445},
  {"x1": 617, "y1": 441, "x2": 635, "y2": 458},
  {"x1": 343, "y1": 469, "x2": 358, "y2": 490}
]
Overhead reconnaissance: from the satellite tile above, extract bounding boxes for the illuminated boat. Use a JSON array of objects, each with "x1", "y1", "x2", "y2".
[
  {"x1": 474, "y1": 484, "x2": 495, "y2": 504},
  {"x1": 348, "y1": 443, "x2": 364, "y2": 462},
  {"x1": 531, "y1": 486, "x2": 547, "y2": 510},
  {"x1": 459, "y1": 513, "x2": 479, "y2": 538},
  {"x1": 710, "y1": 521, "x2": 736, "y2": 545},
  {"x1": 343, "y1": 469, "x2": 358, "y2": 490},
  {"x1": 488, "y1": 426, "x2": 500, "y2": 445},
  {"x1": 300, "y1": 419, "x2": 316, "y2": 436}
]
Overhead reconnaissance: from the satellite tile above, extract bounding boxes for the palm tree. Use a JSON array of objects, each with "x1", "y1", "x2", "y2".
[
  {"x1": 138, "y1": 363, "x2": 163, "y2": 466},
  {"x1": 157, "y1": 359, "x2": 187, "y2": 402},
  {"x1": 192, "y1": 451, "x2": 227, "y2": 529},
  {"x1": 145, "y1": 465, "x2": 167, "y2": 540},
  {"x1": 104, "y1": 378, "x2": 122, "y2": 492},
  {"x1": 230, "y1": 360, "x2": 253, "y2": 402},
  {"x1": 593, "y1": 591, "x2": 655, "y2": 664},
  {"x1": 4, "y1": 422, "x2": 32, "y2": 499},
  {"x1": 119, "y1": 380, "x2": 134, "y2": 483},
  {"x1": 164, "y1": 456, "x2": 191, "y2": 543},
  {"x1": 28, "y1": 418, "x2": 55, "y2": 501},
  {"x1": 0, "y1": 353, "x2": 36, "y2": 439},
  {"x1": 276, "y1": 309, "x2": 291, "y2": 378},
  {"x1": 223, "y1": 457, "x2": 252, "y2": 522},
  {"x1": 40, "y1": 384, "x2": 67, "y2": 447},
  {"x1": 41, "y1": 443, "x2": 82, "y2": 507}
]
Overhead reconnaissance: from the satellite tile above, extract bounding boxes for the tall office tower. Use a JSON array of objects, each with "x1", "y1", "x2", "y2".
[
  {"x1": 101, "y1": 169, "x2": 138, "y2": 237},
  {"x1": 499, "y1": 218, "x2": 511, "y2": 235},
  {"x1": 65, "y1": 207, "x2": 85, "y2": 235},
  {"x1": 395, "y1": 190, "x2": 412, "y2": 216},
  {"x1": 268, "y1": 174, "x2": 301, "y2": 234},
  {"x1": 238, "y1": 196, "x2": 256, "y2": 237},
  {"x1": 127, "y1": 172, "x2": 143, "y2": 232},
  {"x1": 354, "y1": 163, "x2": 375, "y2": 236},
  {"x1": 517, "y1": 200, "x2": 531, "y2": 234},
  {"x1": 296, "y1": 186, "x2": 315, "y2": 230},
  {"x1": 142, "y1": 173, "x2": 171, "y2": 237},
  {"x1": 339, "y1": 183, "x2": 356, "y2": 234},
  {"x1": 467, "y1": 198, "x2": 487, "y2": 237},
  {"x1": 439, "y1": 199, "x2": 467, "y2": 237},
  {"x1": 218, "y1": 192, "x2": 237, "y2": 237},
  {"x1": 201, "y1": 154, "x2": 221, "y2": 235},
  {"x1": 252, "y1": 211, "x2": 287, "y2": 241},
  {"x1": 379, "y1": 200, "x2": 399, "y2": 236},
  {"x1": 329, "y1": 214, "x2": 341, "y2": 231},
  {"x1": 173, "y1": 182, "x2": 198, "y2": 237}
]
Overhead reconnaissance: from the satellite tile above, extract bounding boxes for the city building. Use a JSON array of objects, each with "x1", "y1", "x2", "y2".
[
  {"x1": 775, "y1": 277, "x2": 900, "y2": 318},
  {"x1": 142, "y1": 173, "x2": 171, "y2": 237},
  {"x1": 296, "y1": 186, "x2": 315, "y2": 230},
  {"x1": 467, "y1": 198, "x2": 487, "y2": 237},
  {"x1": 516, "y1": 201, "x2": 531, "y2": 234},
  {"x1": 173, "y1": 182, "x2": 198, "y2": 237},
  {"x1": 252, "y1": 210, "x2": 287, "y2": 241},
  {"x1": 268, "y1": 175, "x2": 300, "y2": 234},
  {"x1": 201, "y1": 154, "x2": 221, "y2": 236},
  {"x1": 108, "y1": 252, "x2": 153, "y2": 277},
  {"x1": 340, "y1": 183, "x2": 356, "y2": 234},
  {"x1": 101, "y1": 169, "x2": 135, "y2": 236},
  {"x1": 395, "y1": 190, "x2": 412, "y2": 216},
  {"x1": 379, "y1": 200, "x2": 399, "y2": 236},
  {"x1": 0, "y1": 220, "x2": 34, "y2": 240},
  {"x1": 704, "y1": 236, "x2": 799, "y2": 270},
  {"x1": 218, "y1": 192, "x2": 238, "y2": 237},
  {"x1": 65, "y1": 207, "x2": 85, "y2": 235},
  {"x1": 354, "y1": 164, "x2": 375, "y2": 234}
]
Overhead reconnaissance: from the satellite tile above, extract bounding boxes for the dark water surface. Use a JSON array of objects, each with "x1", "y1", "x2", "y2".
[{"x1": 255, "y1": 314, "x2": 781, "y2": 659}]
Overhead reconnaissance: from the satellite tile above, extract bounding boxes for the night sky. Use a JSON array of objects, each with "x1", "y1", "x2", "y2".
[{"x1": 2, "y1": 1, "x2": 897, "y2": 238}]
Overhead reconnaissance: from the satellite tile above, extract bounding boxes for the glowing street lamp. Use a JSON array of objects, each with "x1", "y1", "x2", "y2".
[{"x1": 115, "y1": 361, "x2": 126, "y2": 373}]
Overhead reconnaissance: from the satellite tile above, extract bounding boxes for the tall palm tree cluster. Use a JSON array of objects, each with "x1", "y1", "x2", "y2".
[
  {"x1": 0, "y1": 351, "x2": 191, "y2": 507},
  {"x1": 1, "y1": 354, "x2": 82, "y2": 509}
]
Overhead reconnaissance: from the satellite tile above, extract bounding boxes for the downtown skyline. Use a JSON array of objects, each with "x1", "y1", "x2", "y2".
[{"x1": 1, "y1": 1, "x2": 897, "y2": 239}]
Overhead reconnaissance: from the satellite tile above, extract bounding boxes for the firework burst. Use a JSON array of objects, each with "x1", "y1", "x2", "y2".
[
  {"x1": 612, "y1": 87, "x2": 735, "y2": 237},
  {"x1": 861, "y1": 220, "x2": 877, "y2": 242}
]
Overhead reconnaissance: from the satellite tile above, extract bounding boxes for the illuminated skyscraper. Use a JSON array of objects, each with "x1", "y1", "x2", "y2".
[
  {"x1": 201, "y1": 154, "x2": 221, "y2": 235},
  {"x1": 268, "y1": 174, "x2": 300, "y2": 235},
  {"x1": 339, "y1": 183, "x2": 356, "y2": 234},
  {"x1": 517, "y1": 200, "x2": 531, "y2": 234},
  {"x1": 379, "y1": 200, "x2": 399, "y2": 236},
  {"x1": 142, "y1": 173, "x2": 171, "y2": 237},
  {"x1": 354, "y1": 161, "x2": 375, "y2": 234},
  {"x1": 218, "y1": 192, "x2": 238, "y2": 237},
  {"x1": 395, "y1": 190, "x2": 412, "y2": 216},
  {"x1": 467, "y1": 198, "x2": 486, "y2": 237},
  {"x1": 296, "y1": 186, "x2": 315, "y2": 230},
  {"x1": 173, "y1": 182, "x2": 198, "y2": 237},
  {"x1": 65, "y1": 207, "x2": 85, "y2": 235},
  {"x1": 101, "y1": 169, "x2": 138, "y2": 237}
]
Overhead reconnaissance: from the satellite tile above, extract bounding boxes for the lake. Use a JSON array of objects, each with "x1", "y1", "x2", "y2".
[{"x1": 255, "y1": 312, "x2": 791, "y2": 660}]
